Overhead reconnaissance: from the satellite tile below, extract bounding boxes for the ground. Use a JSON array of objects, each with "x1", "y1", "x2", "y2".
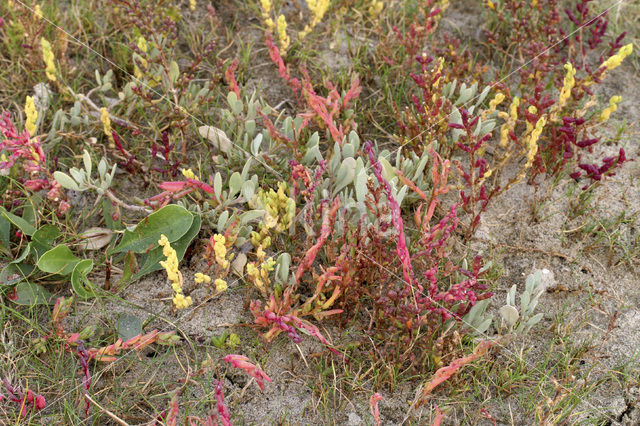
[{"x1": 1, "y1": 0, "x2": 639, "y2": 424}]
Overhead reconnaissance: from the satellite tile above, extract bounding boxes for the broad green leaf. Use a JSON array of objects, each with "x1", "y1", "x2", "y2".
[
  {"x1": 13, "y1": 281, "x2": 52, "y2": 306},
  {"x1": 33, "y1": 225, "x2": 61, "y2": 246},
  {"x1": 0, "y1": 206, "x2": 36, "y2": 236},
  {"x1": 111, "y1": 204, "x2": 193, "y2": 254},
  {"x1": 132, "y1": 213, "x2": 201, "y2": 280},
  {"x1": 36, "y1": 244, "x2": 80, "y2": 275},
  {"x1": 0, "y1": 262, "x2": 34, "y2": 286},
  {"x1": 71, "y1": 259, "x2": 95, "y2": 298}
]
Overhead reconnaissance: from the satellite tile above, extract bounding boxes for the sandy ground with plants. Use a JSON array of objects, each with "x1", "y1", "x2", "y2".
[{"x1": 2, "y1": 0, "x2": 640, "y2": 424}]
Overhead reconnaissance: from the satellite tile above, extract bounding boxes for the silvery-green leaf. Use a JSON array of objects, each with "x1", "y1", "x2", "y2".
[
  {"x1": 348, "y1": 130, "x2": 360, "y2": 151},
  {"x1": 283, "y1": 117, "x2": 293, "y2": 139},
  {"x1": 69, "y1": 168, "x2": 85, "y2": 186},
  {"x1": 95, "y1": 69, "x2": 101, "y2": 85},
  {"x1": 83, "y1": 150, "x2": 92, "y2": 176},
  {"x1": 54, "y1": 172, "x2": 80, "y2": 191},
  {"x1": 98, "y1": 158, "x2": 107, "y2": 179},
  {"x1": 334, "y1": 157, "x2": 356, "y2": 194},
  {"x1": 342, "y1": 143, "x2": 355, "y2": 159},
  {"x1": 228, "y1": 172, "x2": 242, "y2": 199},
  {"x1": 277, "y1": 253, "x2": 291, "y2": 283},
  {"x1": 507, "y1": 284, "x2": 517, "y2": 306},
  {"x1": 251, "y1": 133, "x2": 263, "y2": 156},
  {"x1": 480, "y1": 120, "x2": 496, "y2": 135},
  {"x1": 412, "y1": 153, "x2": 430, "y2": 181},
  {"x1": 245, "y1": 119, "x2": 256, "y2": 136},
  {"x1": 527, "y1": 313, "x2": 544, "y2": 326},
  {"x1": 242, "y1": 180, "x2": 255, "y2": 200},
  {"x1": 227, "y1": 91, "x2": 243, "y2": 115},
  {"x1": 303, "y1": 145, "x2": 321, "y2": 164},
  {"x1": 500, "y1": 305, "x2": 519, "y2": 327},
  {"x1": 378, "y1": 157, "x2": 396, "y2": 181},
  {"x1": 475, "y1": 317, "x2": 492, "y2": 334},
  {"x1": 217, "y1": 210, "x2": 229, "y2": 233},
  {"x1": 396, "y1": 185, "x2": 408, "y2": 205},
  {"x1": 354, "y1": 170, "x2": 367, "y2": 203},
  {"x1": 79, "y1": 227, "x2": 113, "y2": 250},
  {"x1": 520, "y1": 291, "x2": 531, "y2": 314},
  {"x1": 473, "y1": 116, "x2": 483, "y2": 137},
  {"x1": 169, "y1": 60, "x2": 179, "y2": 83},
  {"x1": 240, "y1": 210, "x2": 265, "y2": 224},
  {"x1": 477, "y1": 86, "x2": 490, "y2": 106},
  {"x1": 307, "y1": 132, "x2": 319, "y2": 148},
  {"x1": 450, "y1": 106, "x2": 462, "y2": 125},
  {"x1": 214, "y1": 172, "x2": 222, "y2": 199}
]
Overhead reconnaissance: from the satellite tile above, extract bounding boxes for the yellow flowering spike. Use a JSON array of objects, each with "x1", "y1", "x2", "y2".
[
  {"x1": 189, "y1": 0, "x2": 196, "y2": 11},
  {"x1": 600, "y1": 95, "x2": 622, "y2": 122},
  {"x1": 277, "y1": 15, "x2": 290, "y2": 52},
  {"x1": 525, "y1": 116, "x2": 546, "y2": 168},
  {"x1": 487, "y1": 0, "x2": 495, "y2": 10},
  {"x1": 100, "y1": 107, "x2": 115, "y2": 148},
  {"x1": 159, "y1": 234, "x2": 191, "y2": 309},
  {"x1": 299, "y1": 0, "x2": 330, "y2": 39},
  {"x1": 181, "y1": 168, "x2": 198, "y2": 180},
  {"x1": 34, "y1": 5, "x2": 43, "y2": 19},
  {"x1": 558, "y1": 63, "x2": 576, "y2": 108},
  {"x1": 489, "y1": 93, "x2": 505, "y2": 111},
  {"x1": 194, "y1": 272, "x2": 211, "y2": 284},
  {"x1": 136, "y1": 36, "x2": 148, "y2": 53},
  {"x1": 25, "y1": 96, "x2": 38, "y2": 136},
  {"x1": 602, "y1": 44, "x2": 633, "y2": 71},
  {"x1": 214, "y1": 278, "x2": 227, "y2": 292},
  {"x1": 41, "y1": 38, "x2": 57, "y2": 82},
  {"x1": 260, "y1": 0, "x2": 275, "y2": 32}
]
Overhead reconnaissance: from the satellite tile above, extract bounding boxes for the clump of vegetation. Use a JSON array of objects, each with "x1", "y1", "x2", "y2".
[{"x1": 0, "y1": 0, "x2": 637, "y2": 423}]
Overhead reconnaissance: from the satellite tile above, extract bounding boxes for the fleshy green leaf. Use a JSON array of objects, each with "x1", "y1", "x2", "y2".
[
  {"x1": 36, "y1": 244, "x2": 80, "y2": 275},
  {"x1": 71, "y1": 259, "x2": 96, "y2": 298},
  {"x1": 111, "y1": 204, "x2": 193, "y2": 254}
]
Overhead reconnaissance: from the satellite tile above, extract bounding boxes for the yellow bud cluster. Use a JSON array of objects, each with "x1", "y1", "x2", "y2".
[
  {"x1": 41, "y1": 38, "x2": 57, "y2": 82},
  {"x1": 190, "y1": 0, "x2": 196, "y2": 11},
  {"x1": 100, "y1": 108, "x2": 115, "y2": 149},
  {"x1": 212, "y1": 234, "x2": 230, "y2": 269},
  {"x1": 214, "y1": 278, "x2": 227, "y2": 292},
  {"x1": 246, "y1": 257, "x2": 276, "y2": 296},
  {"x1": 600, "y1": 95, "x2": 622, "y2": 122},
  {"x1": 602, "y1": 44, "x2": 633, "y2": 71},
  {"x1": 181, "y1": 168, "x2": 198, "y2": 180},
  {"x1": 194, "y1": 272, "x2": 211, "y2": 284},
  {"x1": 34, "y1": 5, "x2": 43, "y2": 20},
  {"x1": 249, "y1": 182, "x2": 295, "y2": 249},
  {"x1": 159, "y1": 234, "x2": 192, "y2": 310},
  {"x1": 277, "y1": 15, "x2": 290, "y2": 52},
  {"x1": 25, "y1": 96, "x2": 38, "y2": 137},
  {"x1": 368, "y1": 0, "x2": 384, "y2": 17}
]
